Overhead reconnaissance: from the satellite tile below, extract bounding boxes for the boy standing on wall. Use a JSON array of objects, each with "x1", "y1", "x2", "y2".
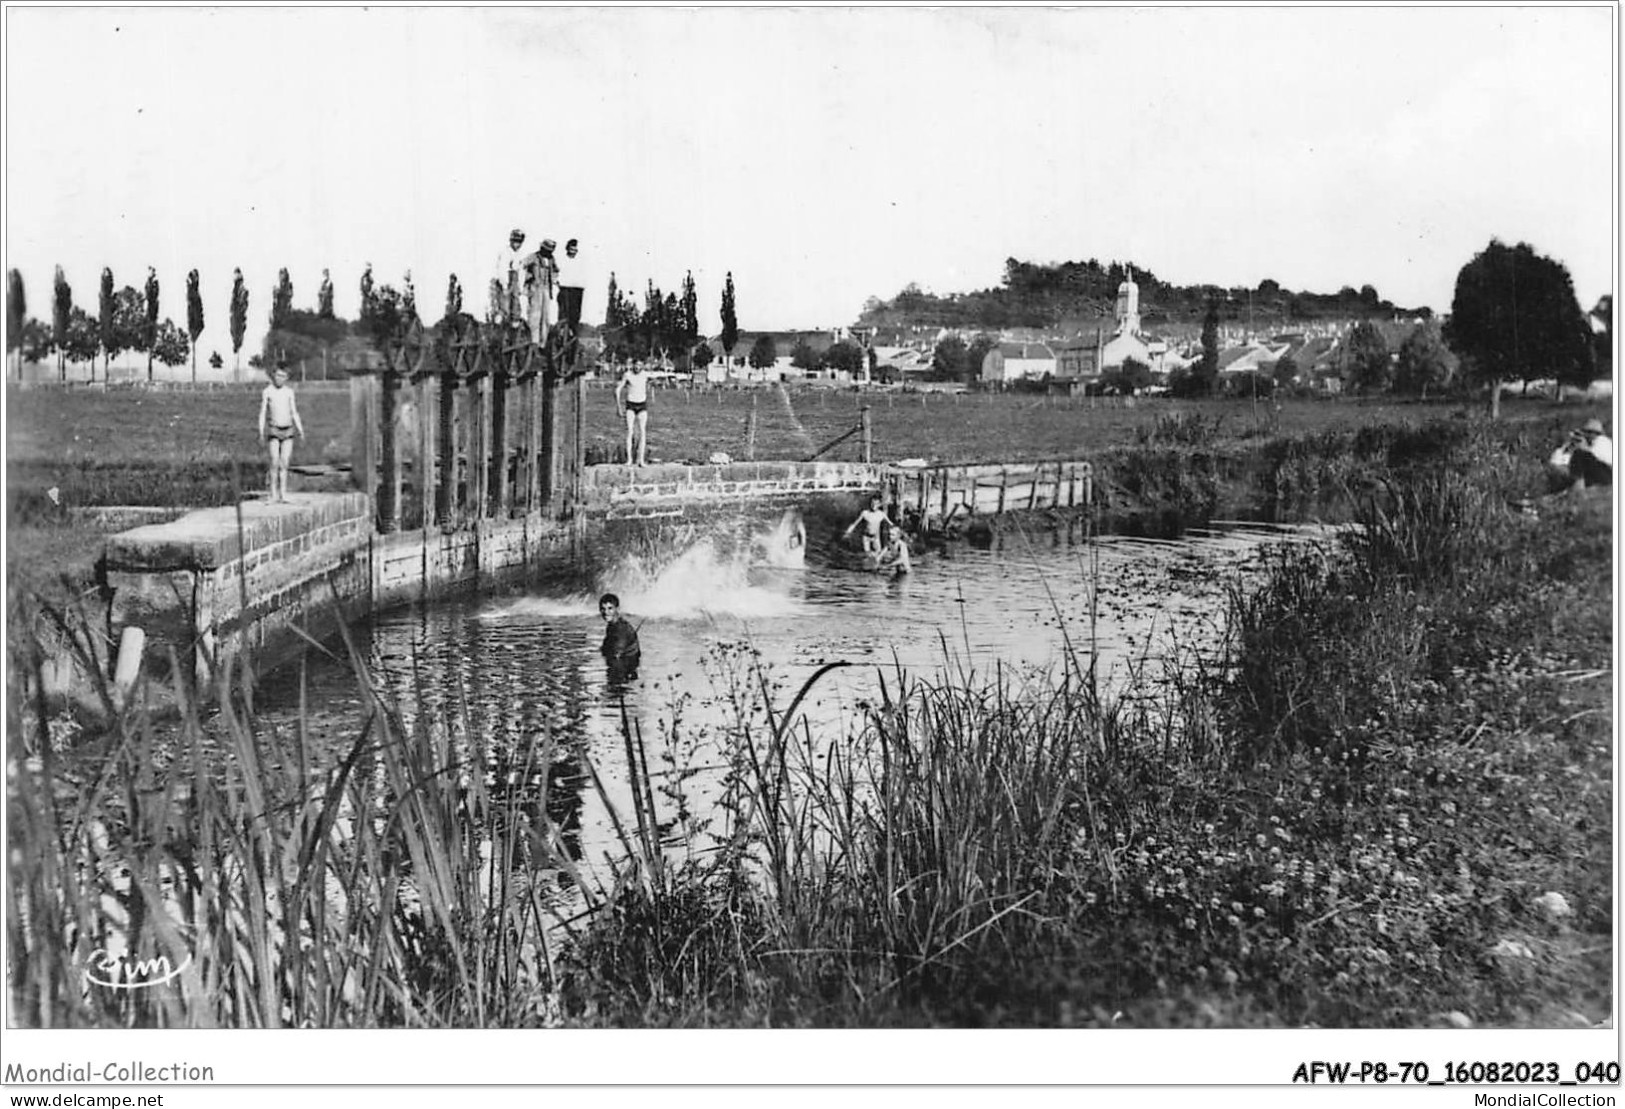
[
  {"x1": 616, "y1": 361, "x2": 652, "y2": 467},
  {"x1": 259, "y1": 361, "x2": 305, "y2": 504}
]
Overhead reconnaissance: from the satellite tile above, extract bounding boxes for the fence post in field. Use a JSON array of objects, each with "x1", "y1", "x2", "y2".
[
  {"x1": 860, "y1": 405, "x2": 872, "y2": 463},
  {"x1": 746, "y1": 395, "x2": 758, "y2": 461}
]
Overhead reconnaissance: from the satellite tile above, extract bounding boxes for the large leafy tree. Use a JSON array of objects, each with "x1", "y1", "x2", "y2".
[
  {"x1": 1444, "y1": 239, "x2": 1594, "y2": 417},
  {"x1": 186, "y1": 269, "x2": 204, "y2": 382},
  {"x1": 98, "y1": 268, "x2": 116, "y2": 378},
  {"x1": 748, "y1": 334, "x2": 777, "y2": 372},
  {"x1": 931, "y1": 334, "x2": 968, "y2": 381},
  {"x1": 144, "y1": 267, "x2": 160, "y2": 380},
  {"x1": 20, "y1": 317, "x2": 54, "y2": 365},
  {"x1": 229, "y1": 268, "x2": 249, "y2": 370},
  {"x1": 790, "y1": 338, "x2": 821, "y2": 371},
  {"x1": 63, "y1": 307, "x2": 100, "y2": 367},
  {"x1": 152, "y1": 319, "x2": 190, "y2": 367},
  {"x1": 7, "y1": 268, "x2": 25, "y2": 378},
  {"x1": 1393, "y1": 324, "x2": 1456, "y2": 398},
  {"x1": 964, "y1": 334, "x2": 998, "y2": 384},
  {"x1": 1343, "y1": 321, "x2": 1391, "y2": 394},
  {"x1": 821, "y1": 339, "x2": 865, "y2": 376},
  {"x1": 720, "y1": 272, "x2": 738, "y2": 362},
  {"x1": 52, "y1": 266, "x2": 72, "y2": 381}
]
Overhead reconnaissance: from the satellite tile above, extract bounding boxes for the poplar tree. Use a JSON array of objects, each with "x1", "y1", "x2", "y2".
[
  {"x1": 445, "y1": 273, "x2": 463, "y2": 320},
  {"x1": 144, "y1": 266, "x2": 160, "y2": 380},
  {"x1": 317, "y1": 269, "x2": 335, "y2": 319},
  {"x1": 680, "y1": 270, "x2": 699, "y2": 346},
  {"x1": 6, "y1": 268, "x2": 24, "y2": 379},
  {"x1": 186, "y1": 269, "x2": 205, "y2": 383},
  {"x1": 720, "y1": 272, "x2": 739, "y2": 362},
  {"x1": 230, "y1": 268, "x2": 249, "y2": 371},
  {"x1": 99, "y1": 267, "x2": 115, "y2": 379},
  {"x1": 271, "y1": 267, "x2": 294, "y2": 330},
  {"x1": 53, "y1": 266, "x2": 71, "y2": 381}
]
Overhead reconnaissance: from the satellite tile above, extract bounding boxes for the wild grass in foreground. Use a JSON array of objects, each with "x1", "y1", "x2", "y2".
[{"x1": 7, "y1": 423, "x2": 1612, "y2": 1027}]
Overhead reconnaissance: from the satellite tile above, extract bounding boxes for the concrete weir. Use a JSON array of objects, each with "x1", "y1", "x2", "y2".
[
  {"x1": 102, "y1": 492, "x2": 586, "y2": 680},
  {"x1": 100, "y1": 458, "x2": 1090, "y2": 683}
]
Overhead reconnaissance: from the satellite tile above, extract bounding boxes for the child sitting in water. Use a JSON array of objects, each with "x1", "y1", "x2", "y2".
[{"x1": 874, "y1": 523, "x2": 912, "y2": 575}]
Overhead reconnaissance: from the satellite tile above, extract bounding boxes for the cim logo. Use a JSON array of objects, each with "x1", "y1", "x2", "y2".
[{"x1": 85, "y1": 948, "x2": 192, "y2": 990}]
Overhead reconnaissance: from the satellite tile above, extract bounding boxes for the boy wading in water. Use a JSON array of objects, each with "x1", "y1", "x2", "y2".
[
  {"x1": 259, "y1": 363, "x2": 305, "y2": 504},
  {"x1": 598, "y1": 592, "x2": 641, "y2": 681}
]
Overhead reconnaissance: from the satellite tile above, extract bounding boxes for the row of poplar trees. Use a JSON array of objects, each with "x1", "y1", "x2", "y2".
[{"x1": 6, "y1": 265, "x2": 261, "y2": 383}]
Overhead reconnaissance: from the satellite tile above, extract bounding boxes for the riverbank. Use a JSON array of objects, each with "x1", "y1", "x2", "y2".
[
  {"x1": 554, "y1": 424, "x2": 1612, "y2": 1027},
  {"x1": 6, "y1": 414, "x2": 1612, "y2": 1027}
]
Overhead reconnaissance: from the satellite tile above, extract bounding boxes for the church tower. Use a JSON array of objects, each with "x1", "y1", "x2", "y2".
[{"x1": 1114, "y1": 267, "x2": 1141, "y2": 337}]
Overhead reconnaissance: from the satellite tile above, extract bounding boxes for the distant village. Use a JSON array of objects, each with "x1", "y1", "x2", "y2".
[{"x1": 659, "y1": 272, "x2": 1436, "y2": 396}]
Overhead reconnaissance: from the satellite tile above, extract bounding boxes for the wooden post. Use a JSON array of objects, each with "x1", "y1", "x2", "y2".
[
  {"x1": 539, "y1": 373, "x2": 557, "y2": 511},
  {"x1": 349, "y1": 369, "x2": 376, "y2": 500},
  {"x1": 745, "y1": 397, "x2": 757, "y2": 461},
  {"x1": 860, "y1": 405, "x2": 872, "y2": 464},
  {"x1": 417, "y1": 371, "x2": 435, "y2": 530},
  {"x1": 996, "y1": 468, "x2": 1007, "y2": 515},
  {"x1": 490, "y1": 367, "x2": 509, "y2": 516},
  {"x1": 470, "y1": 373, "x2": 488, "y2": 520},
  {"x1": 572, "y1": 373, "x2": 586, "y2": 509},
  {"x1": 939, "y1": 466, "x2": 950, "y2": 523},
  {"x1": 437, "y1": 372, "x2": 456, "y2": 527},
  {"x1": 378, "y1": 369, "x2": 401, "y2": 533}
]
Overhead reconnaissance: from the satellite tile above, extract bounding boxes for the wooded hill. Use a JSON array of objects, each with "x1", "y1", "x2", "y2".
[{"x1": 854, "y1": 257, "x2": 1431, "y2": 336}]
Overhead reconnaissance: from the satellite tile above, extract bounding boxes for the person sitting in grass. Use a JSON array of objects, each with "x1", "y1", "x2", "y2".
[
  {"x1": 598, "y1": 592, "x2": 641, "y2": 679},
  {"x1": 258, "y1": 361, "x2": 305, "y2": 504},
  {"x1": 843, "y1": 493, "x2": 890, "y2": 554},
  {"x1": 1547, "y1": 418, "x2": 1613, "y2": 495}
]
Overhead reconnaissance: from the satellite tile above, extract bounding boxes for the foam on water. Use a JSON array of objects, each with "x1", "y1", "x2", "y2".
[{"x1": 481, "y1": 510, "x2": 809, "y2": 624}]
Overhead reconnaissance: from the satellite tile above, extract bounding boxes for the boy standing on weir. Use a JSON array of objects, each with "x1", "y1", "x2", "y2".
[
  {"x1": 259, "y1": 361, "x2": 305, "y2": 504},
  {"x1": 616, "y1": 361, "x2": 652, "y2": 467}
]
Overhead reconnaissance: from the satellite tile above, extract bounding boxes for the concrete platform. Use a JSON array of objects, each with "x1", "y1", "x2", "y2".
[{"x1": 102, "y1": 492, "x2": 371, "y2": 571}]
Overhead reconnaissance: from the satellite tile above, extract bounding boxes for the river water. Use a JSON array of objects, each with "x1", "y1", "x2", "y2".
[{"x1": 257, "y1": 511, "x2": 1334, "y2": 900}]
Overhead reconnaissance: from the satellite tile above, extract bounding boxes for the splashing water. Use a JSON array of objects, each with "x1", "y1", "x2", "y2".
[{"x1": 482, "y1": 509, "x2": 810, "y2": 623}]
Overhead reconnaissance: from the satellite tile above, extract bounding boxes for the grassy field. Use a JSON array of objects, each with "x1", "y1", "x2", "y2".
[{"x1": 3, "y1": 381, "x2": 1609, "y2": 598}]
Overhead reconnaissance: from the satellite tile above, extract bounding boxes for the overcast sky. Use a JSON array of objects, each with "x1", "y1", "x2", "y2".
[{"x1": 4, "y1": 5, "x2": 1615, "y2": 358}]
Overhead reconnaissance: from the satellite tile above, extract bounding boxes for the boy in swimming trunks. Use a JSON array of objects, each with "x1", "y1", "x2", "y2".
[
  {"x1": 616, "y1": 361, "x2": 652, "y2": 467},
  {"x1": 259, "y1": 363, "x2": 305, "y2": 504},
  {"x1": 842, "y1": 493, "x2": 889, "y2": 554}
]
